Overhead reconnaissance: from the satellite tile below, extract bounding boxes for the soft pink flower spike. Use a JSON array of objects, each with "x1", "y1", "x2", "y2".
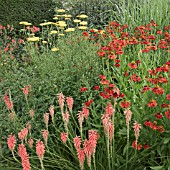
[
  {"x1": 4, "y1": 94, "x2": 13, "y2": 111},
  {"x1": 133, "y1": 121, "x2": 141, "y2": 140},
  {"x1": 66, "y1": 96, "x2": 74, "y2": 113},
  {"x1": 42, "y1": 130, "x2": 49, "y2": 146},
  {"x1": 60, "y1": 132, "x2": 68, "y2": 143},
  {"x1": 18, "y1": 128, "x2": 28, "y2": 143},
  {"x1": 18, "y1": 144, "x2": 31, "y2": 170},
  {"x1": 58, "y1": 92, "x2": 65, "y2": 113},
  {"x1": 49, "y1": 105, "x2": 54, "y2": 122},
  {"x1": 105, "y1": 103, "x2": 114, "y2": 116},
  {"x1": 73, "y1": 136, "x2": 82, "y2": 150},
  {"x1": 77, "y1": 148, "x2": 85, "y2": 170},
  {"x1": 7, "y1": 134, "x2": 16, "y2": 152},
  {"x1": 44, "y1": 113, "x2": 49, "y2": 130},
  {"x1": 22, "y1": 85, "x2": 31, "y2": 96},
  {"x1": 36, "y1": 140, "x2": 45, "y2": 161},
  {"x1": 124, "y1": 108, "x2": 132, "y2": 126},
  {"x1": 82, "y1": 106, "x2": 89, "y2": 119}
]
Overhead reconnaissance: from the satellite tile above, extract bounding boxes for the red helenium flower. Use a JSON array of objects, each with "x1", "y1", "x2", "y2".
[
  {"x1": 147, "y1": 99, "x2": 157, "y2": 107},
  {"x1": 120, "y1": 100, "x2": 130, "y2": 108}
]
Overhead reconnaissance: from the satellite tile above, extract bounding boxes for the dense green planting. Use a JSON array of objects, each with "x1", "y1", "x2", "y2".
[
  {"x1": 0, "y1": 1, "x2": 170, "y2": 170},
  {"x1": 0, "y1": 0, "x2": 59, "y2": 29}
]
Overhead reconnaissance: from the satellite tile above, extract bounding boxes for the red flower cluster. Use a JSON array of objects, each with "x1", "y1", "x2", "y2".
[
  {"x1": 98, "y1": 75, "x2": 125, "y2": 100},
  {"x1": 130, "y1": 74, "x2": 141, "y2": 82},
  {"x1": 165, "y1": 109, "x2": 170, "y2": 119},
  {"x1": 84, "y1": 99, "x2": 93, "y2": 107},
  {"x1": 132, "y1": 140, "x2": 142, "y2": 150},
  {"x1": 141, "y1": 86, "x2": 150, "y2": 93},
  {"x1": 152, "y1": 86, "x2": 164, "y2": 95},
  {"x1": 147, "y1": 99, "x2": 157, "y2": 107},
  {"x1": 144, "y1": 120, "x2": 164, "y2": 132},
  {"x1": 120, "y1": 100, "x2": 130, "y2": 108},
  {"x1": 80, "y1": 87, "x2": 88, "y2": 92}
]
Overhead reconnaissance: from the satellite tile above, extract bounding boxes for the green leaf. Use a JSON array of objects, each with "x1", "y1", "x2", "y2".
[
  {"x1": 123, "y1": 143, "x2": 128, "y2": 156},
  {"x1": 163, "y1": 138, "x2": 170, "y2": 144},
  {"x1": 150, "y1": 166, "x2": 164, "y2": 170}
]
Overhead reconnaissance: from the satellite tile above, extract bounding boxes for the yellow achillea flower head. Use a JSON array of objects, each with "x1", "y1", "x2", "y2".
[
  {"x1": 77, "y1": 14, "x2": 88, "y2": 19},
  {"x1": 59, "y1": 23, "x2": 67, "y2": 27},
  {"x1": 53, "y1": 17, "x2": 58, "y2": 20},
  {"x1": 27, "y1": 37, "x2": 40, "y2": 42},
  {"x1": 56, "y1": 9, "x2": 65, "y2": 13},
  {"x1": 65, "y1": 18, "x2": 71, "y2": 20},
  {"x1": 40, "y1": 22, "x2": 53, "y2": 26},
  {"x1": 19, "y1": 21, "x2": 29, "y2": 25},
  {"x1": 50, "y1": 30, "x2": 58, "y2": 34},
  {"x1": 51, "y1": 47, "x2": 59, "y2": 51},
  {"x1": 42, "y1": 41, "x2": 48, "y2": 44},
  {"x1": 78, "y1": 26, "x2": 88, "y2": 30},
  {"x1": 20, "y1": 21, "x2": 32, "y2": 26},
  {"x1": 62, "y1": 14, "x2": 72, "y2": 18},
  {"x1": 73, "y1": 19, "x2": 81, "y2": 23},
  {"x1": 58, "y1": 27, "x2": 65, "y2": 30},
  {"x1": 79, "y1": 21, "x2": 88, "y2": 25},
  {"x1": 58, "y1": 34, "x2": 65, "y2": 36},
  {"x1": 65, "y1": 28, "x2": 75, "y2": 32}
]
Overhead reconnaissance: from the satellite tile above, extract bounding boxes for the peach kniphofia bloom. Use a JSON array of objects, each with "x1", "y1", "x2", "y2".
[
  {"x1": 36, "y1": 140, "x2": 45, "y2": 161},
  {"x1": 7, "y1": 134, "x2": 16, "y2": 152}
]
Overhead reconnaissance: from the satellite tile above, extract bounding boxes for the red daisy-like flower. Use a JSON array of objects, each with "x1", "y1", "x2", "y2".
[
  {"x1": 150, "y1": 121, "x2": 158, "y2": 130},
  {"x1": 82, "y1": 31, "x2": 89, "y2": 37},
  {"x1": 147, "y1": 99, "x2": 157, "y2": 107},
  {"x1": 157, "y1": 125, "x2": 164, "y2": 133},
  {"x1": 165, "y1": 109, "x2": 170, "y2": 119},
  {"x1": 84, "y1": 99, "x2": 93, "y2": 107},
  {"x1": 166, "y1": 94, "x2": 170, "y2": 100},
  {"x1": 143, "y1": 144, "x2": 150, "y2": 149},
  {"x1": 155, "y1": 113, "x2": 163, "y2": 119},
  {"x1": 93, "y1": 85, "x2": 100, "y2": 90},
  {"x1": 152, "y1": 86, "x2": 164, "y2": 95},
  {"x1": 141, "y1": 86, "x2": 150, "y2": 93},
  {"x1": 128, "y1": 61, "x2": 138, "y2": 69},
  {"x1": 132, "y1": 140, "x2": 142, "y2": 150},
  {"x1": 144, "y1": 120, "x2": 152, "y2": 127},
  {"x1": 80, "y1": 87, "x2": 88, "y2": 92},
  {"x1": 120, "y1": 100, "x2": 130, "y2": 108}
]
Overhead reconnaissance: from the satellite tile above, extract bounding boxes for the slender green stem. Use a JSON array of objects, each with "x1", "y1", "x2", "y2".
[
  {"x1": 111, "y1": 101, "x2": 117, "y2": 169},
  {"x1": 126, "y1": 124, "x2": 130, "y2": 170},
  {"x1": 93, "y1": 154, "x2": 96, "y2": 170},
  {"x1": 40, "y1": 159, "x2": 45, "y2": 170},
  {"x1": 107, "y1": 134, "x2": 111, "y2": 170},
  {"x1": 12, "y1": 151, "x2": 20, "y2": 164}
]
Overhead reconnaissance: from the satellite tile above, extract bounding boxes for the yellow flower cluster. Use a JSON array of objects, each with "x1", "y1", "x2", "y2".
[{"x1": 19, "y1": 9, "x2": 90, "y2": 52}]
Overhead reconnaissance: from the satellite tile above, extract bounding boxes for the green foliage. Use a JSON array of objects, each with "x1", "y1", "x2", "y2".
[
  {"x1": 0, "y1": 1, "x2": 170, "y2": 169},
  {"x1": 0, "y1": 0, "x2": 61, "y2": 29}
]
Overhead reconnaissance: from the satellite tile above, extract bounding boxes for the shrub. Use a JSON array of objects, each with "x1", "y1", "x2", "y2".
[{"x1": 0, "y1": 0, "x2": 61, "y2": 29}]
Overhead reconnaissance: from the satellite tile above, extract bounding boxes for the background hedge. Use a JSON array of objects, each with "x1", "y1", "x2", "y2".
[{"x1": 0, "y1": 0, "x2": 61, "y2": 28}]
